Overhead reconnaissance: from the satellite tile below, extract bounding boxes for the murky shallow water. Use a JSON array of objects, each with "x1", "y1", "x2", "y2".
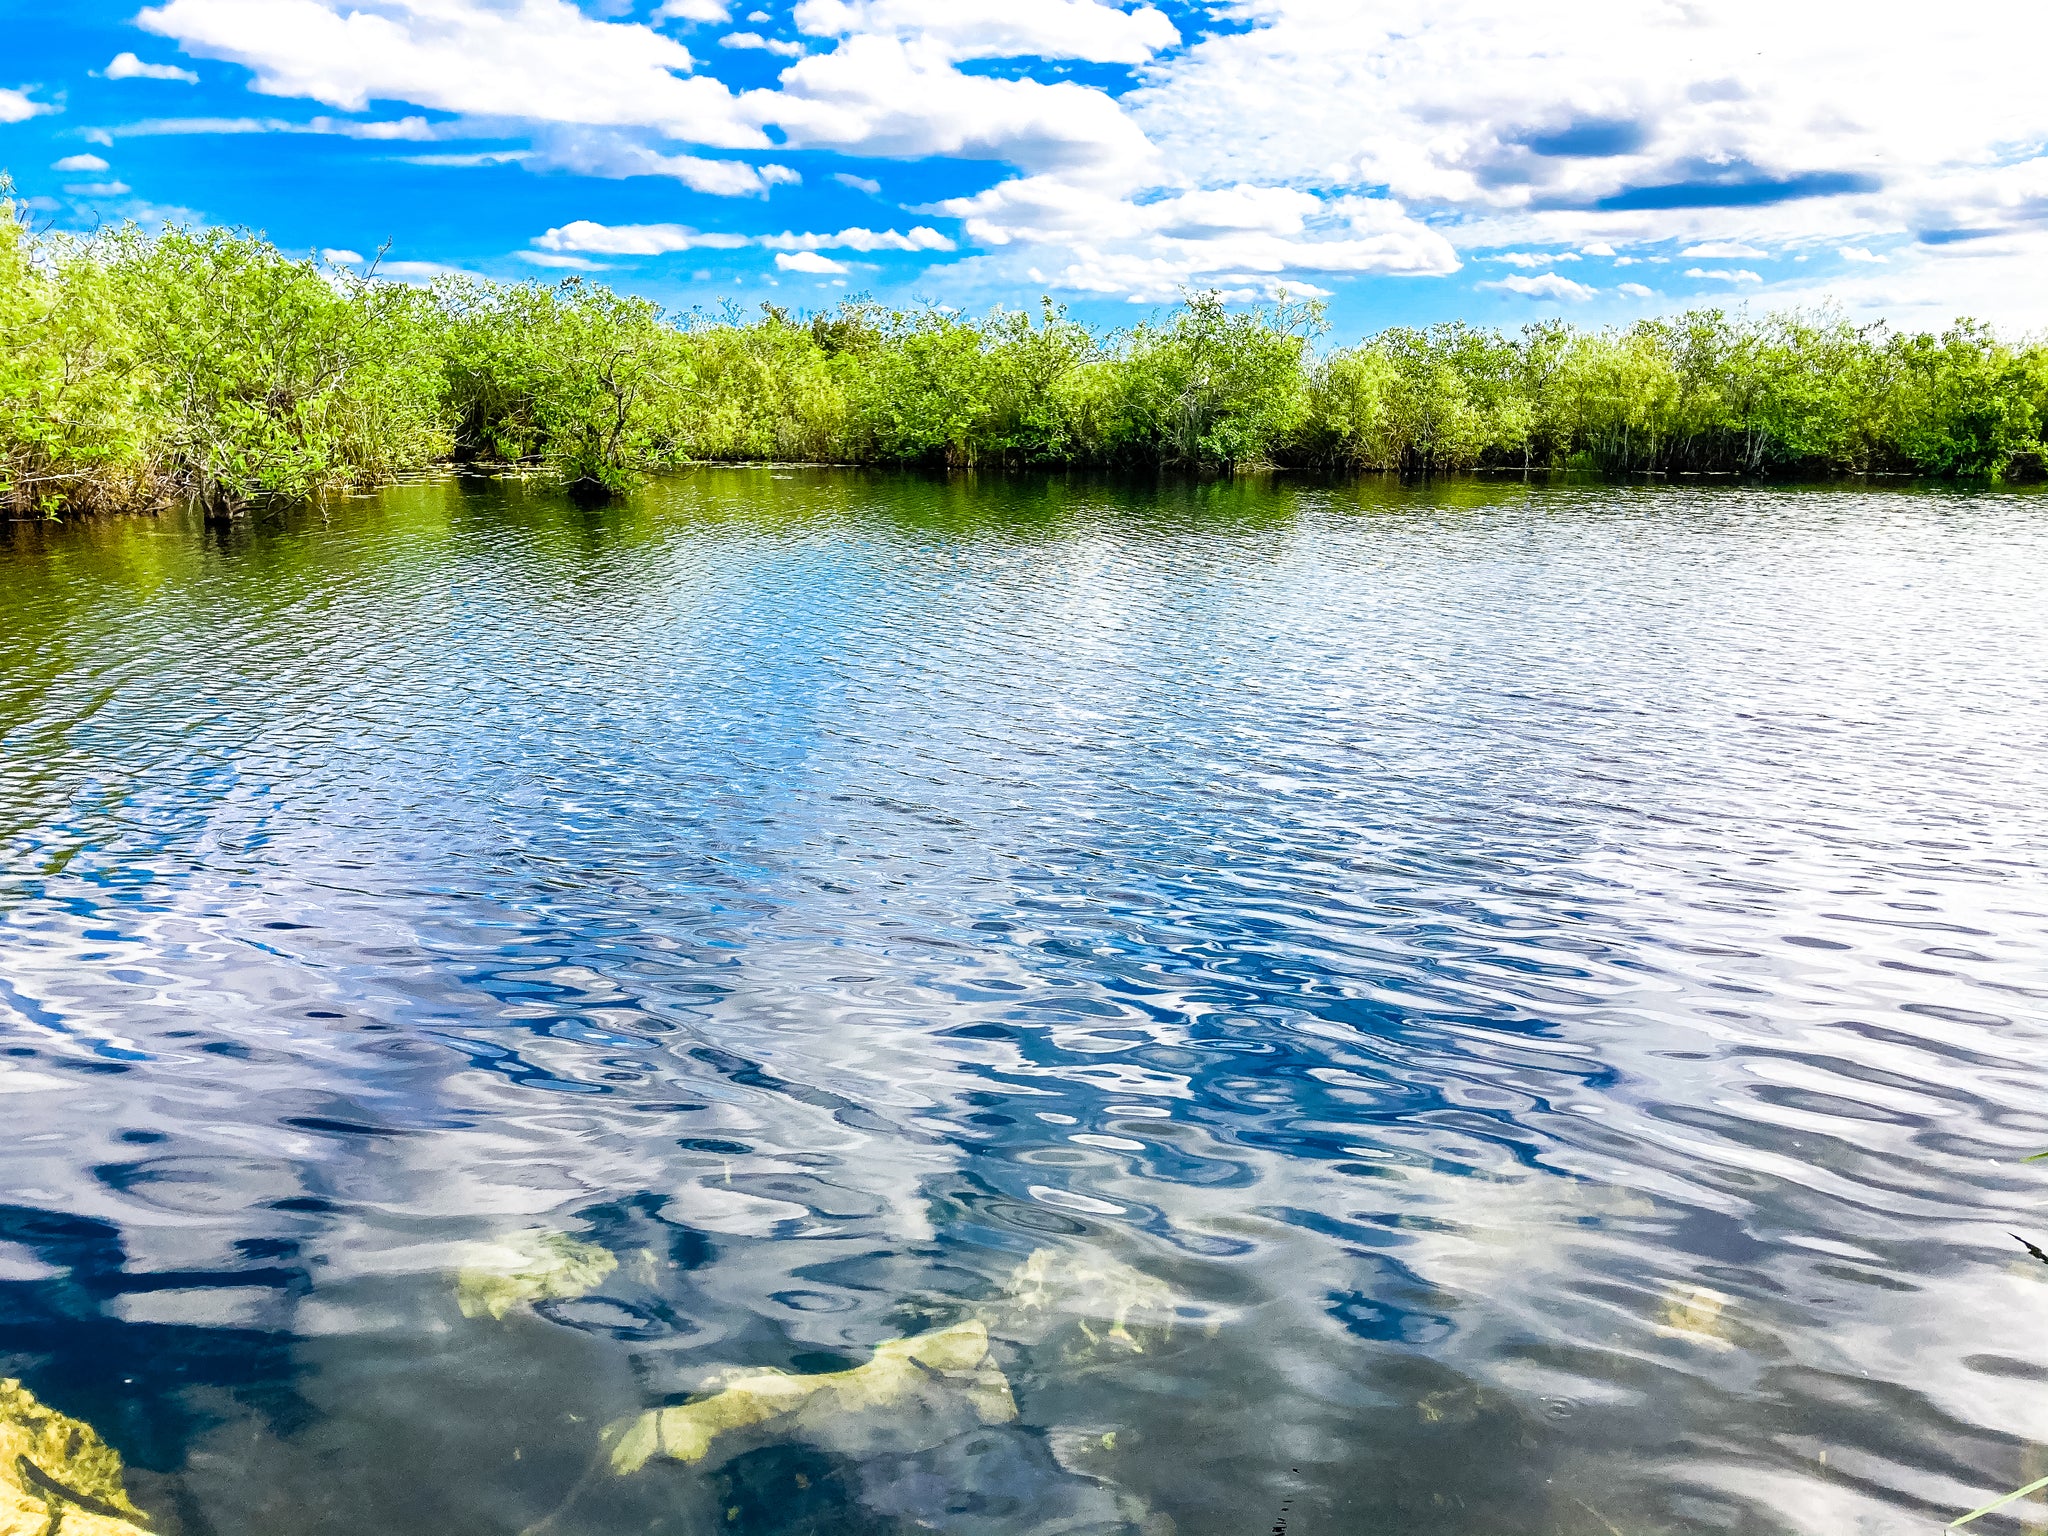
[{"x1": 1, "y1": 470, "x2": 2045, "y2": 1536}]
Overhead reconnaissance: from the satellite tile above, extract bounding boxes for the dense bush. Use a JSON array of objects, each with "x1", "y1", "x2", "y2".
[{"x1": 4, "y1": 195, "x2": 2046, "y2": 518}]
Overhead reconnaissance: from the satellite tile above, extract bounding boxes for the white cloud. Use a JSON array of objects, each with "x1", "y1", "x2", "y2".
[
  {"x1": 101, "y1": 113, "x2": 438, "y2": 140},
  {"x1": 52, "y1": 154, "x2": 111, "y2": 172},
  {"x1": 775, "y1": 249, "x2": 849, "y2": 272},
  {"x1": 105, "y1": 52, "x2": 201, "y2": 82},
  {"x1": 535, "y1": 219, "x2": 950, "y2": 257},
  {"x1": 1118, "y1": 0, "x2": 2048, "y2": 288},
  {"x1": 536, "y1": 220, "x2": 752, "y2": 254},
  {"x1": 517, "y1": 130, "x2": 796, "y2": 193},
  {"x1": 0, "y1": 87, "x2": 58, "y2": 123},
  {"x1": 1618, "y1": 281, "x2": 1654, "y2": 297},
  {"x1": 1838, "y1": 245, "x2": 1886, "y2": 263},
  {"x1": 112, "y1": 0, "x2": 2048, "y2": 322},
  {"x1": 935, "y1": 179, "x2": 1304, "y2": 247},
  {"x1": 1681, "y1": 240, "x2": 1769, "y2": 257},
  {"x1": 932, "y1": 179, "x2": 1457, "y2": 299},
  {"x1": 1684, "y1": 266, "x2": 1763, "y2": 283},
  {"x1": 135, "y1": 0, "x2": 1165, "y2": 203},
  {"x1": 790, "y1": 0, "x2": 1178, "y2": 64},
  {"x1": 322, "y1": 247, "x2": 364, "y2": 264},
  {"x1": 833, "y1": 171, "x2": 881, "y2": 193},
  {"x1": 753, "y1": 35, "x2": 1156, "y2": 180},
  {"x1": 65, "y1": 181, "x2": 134, "y2": 197},
  {"x1": 721, "y1": 31, "x2": 806, "y2": 56},
  {"x1": 140, "y1": 0, "x2": 765, "y2": 147},
  {"x1": 762, "y1": 224, "x2": 953, "y2": 251},
  {"x1": 1480, "y1": 271, "x2": 1597, "y2": 301}
]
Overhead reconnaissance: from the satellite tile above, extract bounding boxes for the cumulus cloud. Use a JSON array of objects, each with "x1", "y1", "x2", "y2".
[
  {"x1": 752, "y1": 34, "x2": 1156, "y2": 180},
  {"x1": 791, "y1": 0, "x2": 1178, "y2": 65},
  {"x1": 933, "y1": 179, "x2": 1458, "y2": 299},
  {"x1": 1684, "y1": 267, "x2": 1763, "y2": 283},
  {"x1": 534, "y1": 218, "x2": 951, "y2": 257},
  {"x1": 321, "y1": 247, "x2": 364, "y2": 264},
  {"x1": 104, "y1": 52, "x2": 201, "y2": 82},
  {"x1": 1480, "y1": 272, "x2": 1597, "y2": 301},
  {"x1": 139, "y1": 0, "x2": 765, "y2": 146},
  {"x1": 1618, "y1": 281, "x2": 1654, "y2": 297},
  {"x1": 1122, "y1": 0, "x2": 2048, "y2": 269},
  {"x1": 52, "y1": 153, "x2": 111, "y2": 172},
  {"x1": 0, "y1": 87, "x2": 58, "y2": 123},
  {"x1": 775, "y1": 249, "x2": 849, "y2": 273},
  {"x1": 761, "y1": 225, "x2": 953, "y2": 251},
  {"x1": 833, "y1": 172, "x2": 881, "y2": 193},
  {"x1": 1681, "y1": 240, "x2": 1769, "y2": 257},
  {"x1": 721, "y1": 31, "x2": 805, "y2": 56},
  {"x1": 122, "y1": 0, "x2": 1169, "y2": 288},
  {"x1": 135, "y1": 2, "x2": 1172, "y2": 197},
  {"x1": 535, "y1": 221, "x2": 752, "y2": 255},
  {"x1": 113, "y1": 0, "x2": 2048, "y2": 319},
  {"x1": 1838, "y1": 246, "x2": 1886, "y2": 263},
  {"x1": 518, "y1": 129, "x2": 797, "y2": 193}
]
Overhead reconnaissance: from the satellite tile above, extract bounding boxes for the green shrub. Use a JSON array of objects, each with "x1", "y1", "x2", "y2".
[
  {"x1": 4, "y1": 192, "x2": 2046, "y2": 521},
  {"x1": 106, "y1": 227, "x2": 447, "y2": 511}
]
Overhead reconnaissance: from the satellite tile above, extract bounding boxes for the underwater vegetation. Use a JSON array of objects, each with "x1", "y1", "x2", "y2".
[
  {"x1": 6, "y1": 185, "x2": 2048, "y2": 518},
  {"x1": 0, "y1": 1378, "x2": 155, "y2": 1536}
]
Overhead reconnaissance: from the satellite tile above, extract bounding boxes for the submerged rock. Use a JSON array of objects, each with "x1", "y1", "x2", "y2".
[
  {"x1": 988, "y1": 1248, "x2": 1179, "y2": 1362},
  {"x1": 608, "y1": 1320, "x2": 1016, "y2": 1473},
  {"x1": 1655, "y1": 1283, "x2": 1733, "y2": 1346},
  {"x1": 0, "y1": 1379, "x2": 155, "y2": 1536},
  {"x1": 603, "y1": 1247, "x2": 1183, "y2": 1533},
  {"x1": 455, "y1": 1230, "x2": 619, "y2": 1321}
]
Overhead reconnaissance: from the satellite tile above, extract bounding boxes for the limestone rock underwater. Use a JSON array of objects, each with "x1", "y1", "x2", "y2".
[
  {"x1": 597, "y1": 1247, "x2": 1185, "y2": 1534},
  {"x1": 608, "y1": 1320, "x2": 1017, "y2": 1473},
  {"x1": 0, "y1": 1379, "x2": 155, "y2": 1536},
  {"x1": 454, "y1": 1230, "x2": 620, "y2": 1321}
]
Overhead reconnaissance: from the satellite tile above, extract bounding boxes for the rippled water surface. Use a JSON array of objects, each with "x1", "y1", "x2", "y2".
[{"x1": 2, "y1": 472, "x2": 2046, "y2": 1536}]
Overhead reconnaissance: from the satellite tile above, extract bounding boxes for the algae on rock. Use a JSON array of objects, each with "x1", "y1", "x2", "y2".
[
  {"x1": 606, "y1": 1245, "x2": 1182, "y2": 1480},
  {"x1": 455, "y1": 1230, "x2": 619, "y2": 1321},
  {"x1": 989, "y1": 1247, "x2": 1179, "y2": 1361},
  {"x1": 608, "y1": 1319, "x2": 1016, "y2": 1473},
  {"x1": 0, "y1": 1378, "x2": 155, "y2": 1536},
  {"x1": 1655, "y1": 1284, "x2": 1733, "y2": 1346}
]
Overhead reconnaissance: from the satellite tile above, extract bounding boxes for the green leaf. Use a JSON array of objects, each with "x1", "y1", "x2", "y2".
[{"x1": 1953, "y1": 1474, "x2": 2048, "y2": 1528}]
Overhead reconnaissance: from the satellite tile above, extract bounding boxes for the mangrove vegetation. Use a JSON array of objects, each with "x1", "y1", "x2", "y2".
[{"x1": 5, "y1": 190, "x2": 2048, "y2": 517}]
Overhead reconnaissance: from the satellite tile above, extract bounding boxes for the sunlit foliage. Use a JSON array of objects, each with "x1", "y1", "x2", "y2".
[{"x1": 3, "y1": 207, "x2": 2045, "y2": 518}]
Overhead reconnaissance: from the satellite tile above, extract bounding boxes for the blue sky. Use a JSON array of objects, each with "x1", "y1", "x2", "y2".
[{"x1": 4, "y1": 0, "x2": 2047, "y2": 337}]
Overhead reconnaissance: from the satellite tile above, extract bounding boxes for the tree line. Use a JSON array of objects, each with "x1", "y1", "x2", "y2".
[{"x1": 5, "y1": 196, "x2": 2046, "y2": 517}]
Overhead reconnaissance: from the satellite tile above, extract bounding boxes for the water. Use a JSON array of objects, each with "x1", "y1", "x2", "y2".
[{"x1": 1, "y1": 470, "x2": 2044, "y2": 1536}]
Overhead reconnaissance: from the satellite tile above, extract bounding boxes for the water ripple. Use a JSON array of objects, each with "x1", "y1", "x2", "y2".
[{"x1": 0, "y1": 472, "x2": 2045, "y2": 1535}]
